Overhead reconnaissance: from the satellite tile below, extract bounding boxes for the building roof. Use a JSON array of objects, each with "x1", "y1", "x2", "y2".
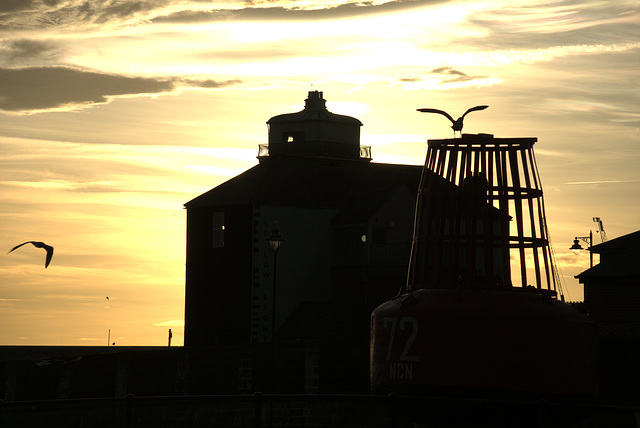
[
  {"x1": 576, "y1": 250, "x2": 640, "y2": 279},
  {"x1": 267, "y1": 90, "x2": 362, "y2": 126},
  {"x1": 184, "y1": 155, "x2": 423, "y2": 210},
  {"x1": 330, "y1": 184, "x2": 410, "y2": 225},
  {"x1": 576, "y1": 230, "x2": 640, "y2": 280},
  {"x1": 590, "y1": 230, "x2": 640, "y2": 254}
]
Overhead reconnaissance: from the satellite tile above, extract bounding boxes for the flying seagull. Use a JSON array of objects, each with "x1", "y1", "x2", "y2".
[
  {"x1": 417, "y1": 105, "x2": 488, "y2": 137},
  {"x1": 8, "y1": 241, "x2": 54, "y2": 268}
]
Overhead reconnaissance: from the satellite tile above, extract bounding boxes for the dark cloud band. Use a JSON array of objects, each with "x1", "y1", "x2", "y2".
[{"x1": 0, "y1": 66, "x2": 241, "y2": 113}]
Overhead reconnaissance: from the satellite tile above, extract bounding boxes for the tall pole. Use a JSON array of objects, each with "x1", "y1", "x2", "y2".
[
  {"x1": 271, "y1": 250, "x2": 277, "y2": 397},
  {"x1": 272, "y1": 250, "x2": 278, "y2": 342},
  {"x1": 589, "y1": 230, "x2": 593, "y2": 269},
  {"x1": 267, "y1": 224, "x2": 283, "y2": 342},
  {"x1": 267, "y1": 224, "x2": 283, "y2": 395}
]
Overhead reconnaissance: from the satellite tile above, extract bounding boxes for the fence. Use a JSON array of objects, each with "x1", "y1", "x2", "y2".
[
  {"x1": 2, "y1": 393, "x2": 640, "y2": 428},
  {"x1": 0, "y1": 393, "x2": 404, "y2": 428}
]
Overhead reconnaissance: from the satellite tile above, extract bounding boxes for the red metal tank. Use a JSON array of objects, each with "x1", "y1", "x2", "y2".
[{"x1": 371, "y1": 288, "x2": 597, "y2": 400}]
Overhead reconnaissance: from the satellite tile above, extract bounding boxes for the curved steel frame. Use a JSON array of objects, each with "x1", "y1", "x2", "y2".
[{"x1": 407, "y1": 134, "x2": 556, "y2": 294}]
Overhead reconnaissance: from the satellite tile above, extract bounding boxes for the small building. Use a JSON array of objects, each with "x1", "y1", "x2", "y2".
[
  {"x1": 575, "y1": 230, "x2": 640, "y2": 403},
  {"x1": 576, "y1": 230, "x2": 640, "y2": 337},
  {"x1": 183, "y1": 91, "x2": 423, "y2": 347}
]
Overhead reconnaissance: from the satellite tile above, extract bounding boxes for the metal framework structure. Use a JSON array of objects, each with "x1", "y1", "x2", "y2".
[{"x1": 407, "y1": 134, "x2": 557, "y2": 295}]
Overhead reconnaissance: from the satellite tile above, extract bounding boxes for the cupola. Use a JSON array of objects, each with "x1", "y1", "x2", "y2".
[{"x1": 259, "y1": 91, "x2": 370, "y2": 161}]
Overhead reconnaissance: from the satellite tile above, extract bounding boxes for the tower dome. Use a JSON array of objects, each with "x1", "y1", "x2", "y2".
[{"x1": 262, "y1": 91, "x2": 367, "y2": 161}]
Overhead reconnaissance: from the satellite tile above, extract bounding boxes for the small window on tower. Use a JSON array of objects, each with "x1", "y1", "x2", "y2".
[
  {"x1": 283, "y1": 132, "x2": 304, "y2": 143},
  {"x1": 212, "y1": 212, "x2": 225, "y2": 248}
]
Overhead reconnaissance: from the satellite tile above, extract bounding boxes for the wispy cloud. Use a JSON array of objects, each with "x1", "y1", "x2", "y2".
[
  {"x1": 0, "y1": 0, "x2": 447, "y2": 30},
  {"x1": 2, "y1": 179, "x2": 126, "y2": 193},
  {"x1": 1, "y1": 38, "x2": 63, "y2": 63},
  {"x1": 152, "y1": 0, "x2": 449, "y2": 24},
  {"x1": 0, "y1": 0, "x2": 172, "y2": 30},
  {"x1": 153, "y1": 319, "x2": 184, "y2": 327},
  {"x1": 430, "y1": 66, "x2": 481, "y2": 83},
  {"x1": 565, "y1": 180, "x2": 640, "y2": 185},
  {"x1": 396, "y1": 66, "x2": 501, "y2": 90},
  {"x1": 182, "y1": 78, "x2": 242, "y2": 88},
  {"x1": 470, "y1": 1, "x2": 640, "y2": 49}
]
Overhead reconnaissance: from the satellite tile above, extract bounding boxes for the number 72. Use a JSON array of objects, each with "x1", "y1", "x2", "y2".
[{"x1": 383, "y1": 317, "x2": 419, "y2": 362}]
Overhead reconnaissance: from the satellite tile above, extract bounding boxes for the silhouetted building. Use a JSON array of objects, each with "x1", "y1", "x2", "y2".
[
  {"x1": 574, "y1": 230, "x2": 640, "y2": 404},
  {"x1": 577, "y1": 230, "x2": 640, "y2": 337},
  {"x1": 184, "y1": 91, "x2": 422, "y2": 347}
]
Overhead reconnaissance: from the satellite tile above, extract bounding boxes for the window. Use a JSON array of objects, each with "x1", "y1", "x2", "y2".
[
  {"x1": 212, "y1": 212, "x2": 225, "y2": 248},
  {"x1": 283, "y1": 131, "x2": 305, "y2": 143}
]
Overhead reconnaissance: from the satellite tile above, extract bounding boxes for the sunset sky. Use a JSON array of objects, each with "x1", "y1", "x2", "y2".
[{"x1": 1, "y1": 0, "x2": 638, "y2": 346}]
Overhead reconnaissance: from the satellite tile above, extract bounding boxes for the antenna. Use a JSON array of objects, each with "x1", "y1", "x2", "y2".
[{"x1": 593, "y1": 217, "x2": 607, "y2": 243}]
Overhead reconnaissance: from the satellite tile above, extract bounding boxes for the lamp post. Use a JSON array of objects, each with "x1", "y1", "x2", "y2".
[
  {"x1": 267, "y1": 224, "x2": 283, "y2": 396},
  {"x1": 268, "y1": 225, "x2": 283, "y2": 342},
  {"x1": 570, "y1": 230, "x2": 593, "y2": 268}
]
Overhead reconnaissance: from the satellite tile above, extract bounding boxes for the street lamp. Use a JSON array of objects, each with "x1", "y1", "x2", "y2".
[
  {"x1": 267, "y1": 224, "x2": 283, "y2": 395},
  {"x1": 267, "y1": 224, "x2": 283, "y2": 342},
  {"x1": 570, "y1": 230, "x2": 593, "y2": 268}
]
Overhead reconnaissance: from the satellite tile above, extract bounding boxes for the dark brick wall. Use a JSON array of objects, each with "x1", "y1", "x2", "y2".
[
  {"x1": 0, "y1": 341, "x2": 369, "y2": 402},
  {"x1": 184, "y1": 204, "x2": 254, "y2": 346}
]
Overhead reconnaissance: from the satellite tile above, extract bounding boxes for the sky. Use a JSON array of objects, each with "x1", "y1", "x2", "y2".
[{"x1": 0, "y1": 0, "x2": 638, "y2": 346}]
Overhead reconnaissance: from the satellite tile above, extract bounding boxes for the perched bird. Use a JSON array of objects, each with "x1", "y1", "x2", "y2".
[
  {"x1": 8, "y1": 241, "x2": 54, "y2": 268},
  {"x1": 417, "y1": 105, "x2": 488, "y2": 137}
]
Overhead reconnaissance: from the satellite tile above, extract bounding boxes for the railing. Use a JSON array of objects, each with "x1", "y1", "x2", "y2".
[
  {"x1": 257, "y1": 143, "x2": 372, "y2": 160},
  {"x1": 359, "y1": 145, "x2": 372, "y2": 159},
  {"x1": 0, "y1": 393, "x2": 401, "y2": 428},
  {"x1": 1, "y1": 392, "x2": 637, "y2": 428}
]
